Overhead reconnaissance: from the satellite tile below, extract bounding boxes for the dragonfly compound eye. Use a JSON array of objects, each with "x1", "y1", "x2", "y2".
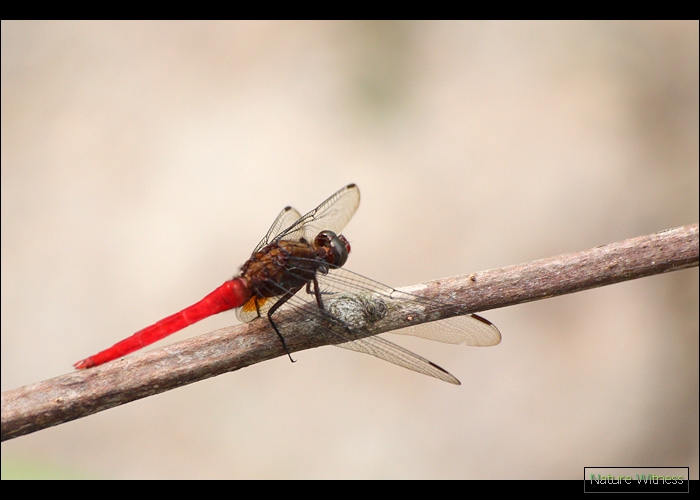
[{"x1": 316, "y1": 230, "x2": 350, "y2": 268}]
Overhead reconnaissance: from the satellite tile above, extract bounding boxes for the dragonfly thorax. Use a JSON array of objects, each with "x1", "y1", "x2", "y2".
[{"x1": 238, "y1": 231, "x2": 349, "y2": 300}]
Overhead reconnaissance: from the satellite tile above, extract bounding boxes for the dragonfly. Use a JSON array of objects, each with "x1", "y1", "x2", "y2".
[{"x1": 74, "y1": 184, "x2": 501, "y2": 384}]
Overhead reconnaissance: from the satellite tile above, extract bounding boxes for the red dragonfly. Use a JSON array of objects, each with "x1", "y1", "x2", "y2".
[{"x1": 74, "y1": 184, "x2": 500, "y2": 384}]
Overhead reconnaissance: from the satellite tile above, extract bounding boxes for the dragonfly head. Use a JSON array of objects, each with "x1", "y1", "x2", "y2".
[{"x1": 315, "y1": 230, "x2": 351, "y2": 268}]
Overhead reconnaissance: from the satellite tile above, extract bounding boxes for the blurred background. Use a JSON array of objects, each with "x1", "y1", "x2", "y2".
[{"x1": 1, "y1": 21, "x2": 697, "y2": 479}]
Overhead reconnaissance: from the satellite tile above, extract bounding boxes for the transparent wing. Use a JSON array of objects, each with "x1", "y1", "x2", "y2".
[
  {"x1": 253, "y1": 206, "x2": 302, "y2": 254},
  {"x1": 236, "y1": 294, "x2": 279, "y2": 324},
  {"x1": 335, "y1": 335, "x2": 461, "y2": 385},
  {"x1": 389, "y1": 314, "x2": 501, "y2": 346},
  {"x1": 274, "y1": 184, "x2": 360, "y2": 245},
  {"x1": 245, "y1": 262, "x2": 500, "y2": 384},
  {"x1": 318, "y1": 268, "x2": 501, "y2": 347}
]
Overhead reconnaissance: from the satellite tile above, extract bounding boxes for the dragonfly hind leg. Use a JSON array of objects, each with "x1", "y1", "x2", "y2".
[{"x1": 266, "y1": 287, "x2": 304, "y2": 363}]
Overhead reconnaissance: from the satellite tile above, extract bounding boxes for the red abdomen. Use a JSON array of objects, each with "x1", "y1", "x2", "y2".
[{"x1": 74, "y1": 279, "x2": 250, "y2": 369}]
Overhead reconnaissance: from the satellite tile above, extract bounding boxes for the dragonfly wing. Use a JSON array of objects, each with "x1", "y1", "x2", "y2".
[
  {"x1": 335, "y1": 335, "x2": 461, "y2": 385},
  {"x1": 389, "y1": 314, "x2": 502, "y2": 346},
  {"x1": 236, "y1": 296, "x2": 266, "y2": 323},
  {"x1": 277, "y1": 184, "x2": 360, "y2": 244},
  {"x1": 235, "y1": 291, "x2": 298, "y2": 324},
  {"x1": 312, "y1": 268, "x2": 502, "y2": 346},
  {"x1": 253, "y1": 206, "x2": 303, "y2": 253}
]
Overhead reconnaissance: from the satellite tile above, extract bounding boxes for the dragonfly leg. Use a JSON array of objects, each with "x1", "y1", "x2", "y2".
[
  {"x1": 306, "y1": 276, "x2": 325, "y2": 310},
  {"x1": 267, "y1": 286, "x2": 303, "y2": 363}
]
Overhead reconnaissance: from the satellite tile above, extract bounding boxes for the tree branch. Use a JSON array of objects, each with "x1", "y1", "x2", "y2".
[{"x1": 2, "y1": 223, "x2": 697, "y2": 442}]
